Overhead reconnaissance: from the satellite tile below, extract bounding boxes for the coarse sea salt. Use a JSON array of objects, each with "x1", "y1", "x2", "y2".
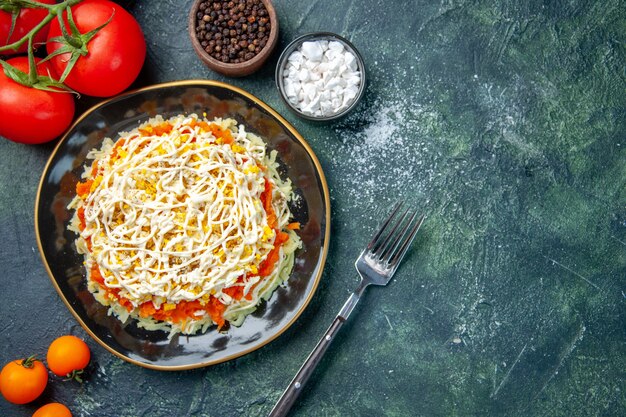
[{"x1": 282, "y1": 40, "x2": 361, "y2": 117}]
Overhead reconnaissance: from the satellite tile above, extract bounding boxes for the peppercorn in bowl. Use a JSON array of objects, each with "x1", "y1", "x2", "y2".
[{"x1": 188, "y1": 0, "x2": 278, "y2": 77}]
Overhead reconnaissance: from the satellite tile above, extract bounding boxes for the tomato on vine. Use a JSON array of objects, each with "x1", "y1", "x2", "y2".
[
  {"x1": 46, "y1": 0, "x2": 146, "y2": 97},
  {"x1": 33, "y1": 402, "x2": 73, "y2": 417},
  {"x1": 0, "y1": 356, "x2": 48, "y2": 404},
  {"x1": 0, "y1": 0, "x2": 146, "y2": 145},
  {"x1": 0, "y1": 0, "x2": 55, "y2": 54},
  {"x1": 0, "y1": 55, "x2": 75, "y2": 144},
  {"x1": 46, "y1": 335, "x2": 91, "y2": 380}
]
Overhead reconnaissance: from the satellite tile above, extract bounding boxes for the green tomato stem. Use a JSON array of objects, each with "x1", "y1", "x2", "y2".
[
  {"x1": 21, "y1": 355, "x2": 38, "y2": 368},
  {"x1": 27, "y1": 36, "x2": 37, "y2": 83},
  {"x1": 0, "y1": 0, "x2": 83, "y2": 52},
  {"x1": 64, "y1": 368, "x2": 84, "y2": 383}
]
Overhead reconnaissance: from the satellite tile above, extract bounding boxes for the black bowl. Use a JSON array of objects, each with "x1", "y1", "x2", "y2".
[{"x1": 35, "y1": 80, "x2": 330, "y2": 370}]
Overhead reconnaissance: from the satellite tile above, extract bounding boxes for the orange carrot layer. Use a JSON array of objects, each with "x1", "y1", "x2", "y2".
[
  {"x1": 223, "y1": 284, "x2": 245, "y2": 301},
  {"x1": 76, "y1": 180, "x2": 92, "y2": 199},
  {"x1": 197, "y1": 121, "x2": 234, "y2": 144},
  {"x1": 139, "y1": 122, "x2": 173, "y2": 137},
  {"x1": 260, "y1": 180, "x2": 277, "y2": 229},
  {"x1": 77, "y1": 206, "x2": 86, "y2": 230},
  {"x1": 258, "y1": 231, "x2": 289, "y2": 277}
]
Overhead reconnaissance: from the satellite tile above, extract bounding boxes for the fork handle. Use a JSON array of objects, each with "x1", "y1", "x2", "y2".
[{"x1": 268, "y1": 293, "x2": 361, "y2": 417}]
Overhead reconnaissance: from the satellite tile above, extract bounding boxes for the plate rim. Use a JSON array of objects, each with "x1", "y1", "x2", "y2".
[{"x1": 34, "y1": 79, "x2": 331, "y2": 371}]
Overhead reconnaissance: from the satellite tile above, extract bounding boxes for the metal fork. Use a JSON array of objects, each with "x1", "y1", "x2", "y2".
[{"x1": 268, "y1": 202, "x2": 425, "y2": 417}]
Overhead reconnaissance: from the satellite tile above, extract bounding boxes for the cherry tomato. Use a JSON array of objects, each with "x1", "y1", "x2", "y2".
[
  {"x1": 0, "y1": 56, "x2": 75, "y2": 144},
  {"x1": 46, "y1": 335, "x2": 91, "y2": 377},
  {"x1": 0, "y1": 0, "x2": 55, "y2": 55},
  {"x1": 46, "y1": 0, "x2": 146, "y2": 97},
  {"x1": 0, "y1": 357, "x2": 48, "y2": 404},
  {"x1": 33, "y1": 403, "x2": 73, "y2": 417}
]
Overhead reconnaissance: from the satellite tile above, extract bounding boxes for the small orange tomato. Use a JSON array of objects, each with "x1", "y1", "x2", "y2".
[
  {"x1": 0, "y1": 356, "x2": 48, "y2": 404},
  {"x1": 33, "y1": 402, "x2": 73, "y2": 417},
  {"x1": 47, "y1": 335, "x2": 91, "y2": 378}
]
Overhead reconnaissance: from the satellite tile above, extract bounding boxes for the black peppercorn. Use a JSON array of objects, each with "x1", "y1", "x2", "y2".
[{"x1": 194, "y1": 0, "x2": 271, "y2": 64}]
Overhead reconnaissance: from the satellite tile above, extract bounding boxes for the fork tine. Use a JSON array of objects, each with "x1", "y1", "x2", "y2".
[
  {"x1": 379, "y1": 210, "x2": 418, "y2": 262},
  {"x1": 388, "y1": 214, "x2": 424, "y2": 269},
  {"x1": 377, "y1": 208, "x2": 414, "y2": 260},
  {"x1": 367, "y1": 201, "x2": 403, "y2": 251}
]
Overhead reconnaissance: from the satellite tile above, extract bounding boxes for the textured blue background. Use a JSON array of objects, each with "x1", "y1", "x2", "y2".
[{"x1": 1, "y1": 0, "x2": 624, "y2": 416}]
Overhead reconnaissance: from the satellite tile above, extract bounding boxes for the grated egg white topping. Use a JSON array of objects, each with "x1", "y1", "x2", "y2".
[{"x1": 68, "y1": 114, "x2": 300, "y2": 336}]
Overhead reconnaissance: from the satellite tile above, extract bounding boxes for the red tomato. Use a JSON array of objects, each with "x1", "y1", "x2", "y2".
[
  {"x1": 46, "y1": 0, "x2": 146, "y2": 97},
  {"x1": 46, "y1": 335, "x2": 91, "y2": 377},
  {"x1": 0, "y1": 56, "x2": 75, "y2": 144},
  {"x1": 0, "y1": 358, "x2": 48, "y2": 404},
  {"x1": 33, "y1": 403, "x2": 73, "y2": 417},
  {"x1": 0, "y1": 0, "x2": 55, "y2": 54}
]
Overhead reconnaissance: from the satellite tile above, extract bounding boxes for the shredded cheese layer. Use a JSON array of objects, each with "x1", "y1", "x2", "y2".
[{"x1": 68, "y1": 115, "x2": 301, "y2": 336}]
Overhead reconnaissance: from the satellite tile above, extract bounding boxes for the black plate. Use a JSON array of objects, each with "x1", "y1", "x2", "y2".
[{"x1": 35, "y1": 81, "x2": 330, "y2": 370}]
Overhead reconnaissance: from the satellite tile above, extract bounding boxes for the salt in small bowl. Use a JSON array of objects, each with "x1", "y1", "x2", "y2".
[{"x1": 275, "y1": 32, "x2": 366, "y2": 121}]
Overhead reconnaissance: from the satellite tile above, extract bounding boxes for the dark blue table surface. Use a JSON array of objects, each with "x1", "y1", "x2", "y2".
[{"x1": 1, "y1": 1, "x2": 625, "y2": 416}]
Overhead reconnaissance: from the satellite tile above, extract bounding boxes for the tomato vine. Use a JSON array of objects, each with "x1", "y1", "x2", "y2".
[
  {"x1": 0, "y1": 0, "x2": 145, "y2": 143},
  {"x1": 0, "y1": 0, "x2": 82, "y2": 53},
  {"x1": 0, "y1": 0, "x2": 106, "y2": 92}
]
